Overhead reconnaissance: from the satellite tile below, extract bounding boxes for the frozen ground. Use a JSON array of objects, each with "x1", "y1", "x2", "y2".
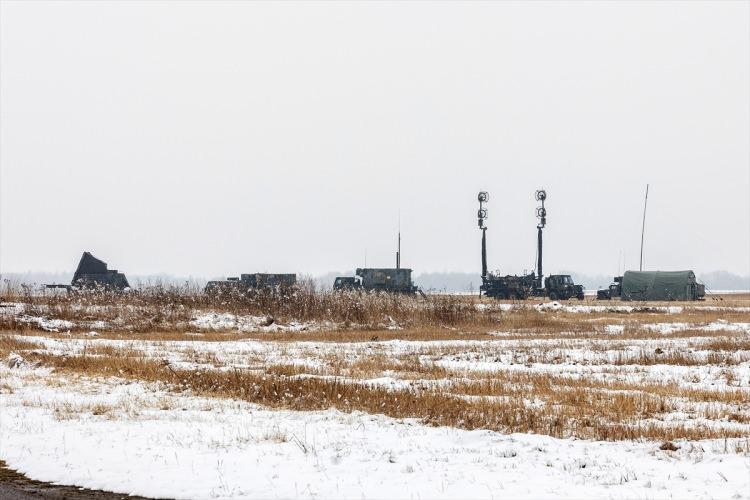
[
  {"x1": 1, "y1": 297, "x2": 749, "y2": 498},
  {"x1": 1, "y1": 364, "x2": 748, "y2": 500}
]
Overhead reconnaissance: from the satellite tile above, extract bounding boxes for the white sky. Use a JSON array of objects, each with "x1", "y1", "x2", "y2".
[{"x1": 1, "y1": 1, "x2": 748, "y2": 278}]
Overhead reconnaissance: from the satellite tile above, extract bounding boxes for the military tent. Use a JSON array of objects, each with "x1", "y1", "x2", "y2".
[{"x1": 621, "y1": 270, "x2": 704, "y2": 301}]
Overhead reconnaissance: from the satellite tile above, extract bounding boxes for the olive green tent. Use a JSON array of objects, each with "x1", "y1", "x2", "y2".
[{"x1": 621, "y1": 270, "x2": 704, "y2": 301}]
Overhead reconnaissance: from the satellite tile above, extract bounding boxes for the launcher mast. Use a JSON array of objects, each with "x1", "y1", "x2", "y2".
[
  {"x1": 477, "y1": 192, "x2": 489, "y2": 280},
  {"x1": 535, "y1": 189, "x2": 547, "y2": 289}
]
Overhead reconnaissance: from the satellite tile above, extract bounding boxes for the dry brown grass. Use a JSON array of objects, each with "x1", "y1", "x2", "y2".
[
  {"x1": 16, "y1": 349, "x2": 744, "y2": 441},
  {"x1": 4, "y1": 284, "x2": 746, "y2": 336},
  {"x1": 3, "y1": 335, "x2": 746, "y2": 443},
  {"x1": 1, "y1": 282, "x2": 496, "y2": 332},
  {"x1": 0, "y1": 335, "x2": 45, "y2": 353},
  {"x1": 2, "y1": 289, "x2": 748, "y2": 444}
]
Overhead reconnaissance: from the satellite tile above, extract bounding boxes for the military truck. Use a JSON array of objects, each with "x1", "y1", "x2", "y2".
[
  {"x1": 620, "y1": 270, "x2": 704, "y2": 301},
  {"x1": 205, "y1": 273, "x2": 296, "y2": 294},
  {"x1": 334, "y1": 227, "x2": 423, "y2": 295},
  {"x1": 543, "y1": 274, "x2": 584, "y2": 300},
  {"x1": 332, "y1": 276, "x2": 358, "y2": 290},
  {"x1": 597, "y1": 272, "x2": 705, "y2": 301},
  {"x1": 333, "y1": 268, "x2": 419, "y2": 294},
  {"x1": 476, "y1": 191, "x2": 535, "y2": 300},
  {"x1": 596, "y1": 276, "x2": 623, "y2": 300},
  {"x1": 46, "y1": 252, "x2": 130, "y2": 291},
  {"x1": 481, "y1": 272, "x2": 535, "y2": 300}
]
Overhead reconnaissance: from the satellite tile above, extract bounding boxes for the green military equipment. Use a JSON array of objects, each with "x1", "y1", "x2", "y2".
[
  {"x1": 621, "y1": 270, "x2": 705, "y2": 301},
  {"x1": 205, "y1": 273, "x2": 296, "y2": 294},
  {"x1": 334, "y1": 268, "x2": 419, "y2": 294},
  {"x1": 544, "y1": 274, "x2": 584, "y2": 300},
  {"x1": 596, "y1": 276, "x2": 623, "y2": 300},
  {"x1": 46, "y1": 252, "x2": 130, "y2": 291},
  {"x1": 476, "y1": 191, "x2": 536, "y2": 300}
]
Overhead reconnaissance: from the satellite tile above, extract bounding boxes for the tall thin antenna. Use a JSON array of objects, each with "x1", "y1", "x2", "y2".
[
  {"x1": 639, "y1": 184, "x2": 649, "y2": 271},
  {"x1": 396, "y1": 211, "x2": 401, "y2": 270}
]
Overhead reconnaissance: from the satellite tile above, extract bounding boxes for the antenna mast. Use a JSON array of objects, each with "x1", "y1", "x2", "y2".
[
  {"x1": 639, "y1": 184, "x2": 649, "y2": 271},
  {"x1": 535, "y1": 189, "x2": 547, "y2": 289},
  {"x1": 477, "y1": 192, "x2": 489, "y2": 280},
  {"x1": 396, "y1": 212, "x2": 401, "y2": 270}
]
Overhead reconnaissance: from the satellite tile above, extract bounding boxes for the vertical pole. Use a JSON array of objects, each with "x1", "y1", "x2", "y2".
[
  {"x1": 397, "y1": 231, "x2": 401, "y2": 269},
  {"x1": 639, "y1": 184, "x2": 649, "y2": 271},
  {"x1": 481, "y1": 228, "x2": 487, "y2": 280},
  {"x1": 396, "y1": 211, "x2": 401, "y2": 269},
  {"x1": 478, "y1": 192, "x2": 489, "y2": 284},
  {"x1": 537, "y1": 227, "x2": 543, "y2": 289},
  {"x1": 535, "y1": 190, "x2": 546, "y2": 290}
]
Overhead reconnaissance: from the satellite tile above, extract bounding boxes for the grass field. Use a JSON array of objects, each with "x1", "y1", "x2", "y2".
[{"x1": 1, "y1": 288, "x2": 748, "y2": 498}]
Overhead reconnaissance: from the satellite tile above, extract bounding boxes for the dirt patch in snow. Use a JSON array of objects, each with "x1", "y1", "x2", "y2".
[{"x1": 0, "y1": 460, "x2": 152, "y2": 499}]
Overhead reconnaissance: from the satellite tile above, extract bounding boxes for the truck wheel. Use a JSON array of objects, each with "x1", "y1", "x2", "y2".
[{"x1": 549, "y1": 292, "x2": 557, "y2": 301}]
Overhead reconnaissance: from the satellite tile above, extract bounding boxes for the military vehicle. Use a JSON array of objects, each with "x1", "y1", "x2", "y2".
[
  {"x1": 46, "y1": 251, "x2": 130, "y2": 291},
  {"x1": 481, "y1": 272, "x2": 536, "y2": 300},
  {"x1": 543, "y1": 274, "x2": 585, "y2": 300},
  {"x1": 333, "y1": 230, "x2": 422, "y2": 295},
  {"x1": 620, "y1": 270, "x2": 704, "y2": 301},
  {"x1": 205, "y1": 273, "x2": 296, "y2": 294},
  {"x1": 528, "y1": 190, "x2": 585, "y2": 300},
  {"x1": 476, "y1": 191, "x2": 536, "y2": 300},
  {"x1": 332, "y1": 276, "x2": 358, "y2": 290},
  {"x1": 596, "y1": 276, "x2": 623, "y2": 300},
  {"x1": 334, "y1": 267, "x2": 419, "y2": 294}
]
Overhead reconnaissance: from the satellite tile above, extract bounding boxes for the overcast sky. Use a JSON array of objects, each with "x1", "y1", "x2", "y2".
[{"x1": 1, "y1": 1, "x2": 748, "y2": 279}]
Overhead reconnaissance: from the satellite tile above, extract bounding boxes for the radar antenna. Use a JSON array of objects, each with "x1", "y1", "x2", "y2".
[{"x1": 639, "y1": 184, "x2": 649, "y2": 271}]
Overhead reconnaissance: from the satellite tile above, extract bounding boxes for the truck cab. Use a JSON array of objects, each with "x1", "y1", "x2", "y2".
[
  {"x1": 545, "y1": 274, "x2": 585, "y2": 300},
  {"x1": 596, "y1": 276, "x2": 623, "y2": 300},
  {"x1": 333, "y1": 276, "x2": 360, "y2": 291}
]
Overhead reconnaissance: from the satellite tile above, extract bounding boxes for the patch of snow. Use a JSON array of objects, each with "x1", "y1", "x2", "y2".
[
  {"x1": 603, "y1": 324, "x2": 625, "y2": 334},
  {"x1": 644, "y1": 322, "x2": 692, "y2": 334},
  {"x1": 0, "y1": 367, "x2": 748, "y2": 500},
  {"x1": 644, "y1": 321, "x2": 750, "y2": 335},
  {"x1": 189, "y1": 312, "x2": 321, "y2": 333},
  {"x1": 18, "y1": 315, "x2": 75, "y2": 332},
  {"x1": 475, "y1": 303, "x2": 517, "y2": 312},
  {"x1": 536, "y1": 301, "x2": 563, "y2": 311}
]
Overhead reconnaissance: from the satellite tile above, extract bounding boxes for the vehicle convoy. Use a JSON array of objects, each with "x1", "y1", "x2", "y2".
[
  {"x1": 205, "y1": 273, "x2": 296, "y2": 294},
  {"x1": 46, "y1": 251, "x2": 130, "y2": 291}
]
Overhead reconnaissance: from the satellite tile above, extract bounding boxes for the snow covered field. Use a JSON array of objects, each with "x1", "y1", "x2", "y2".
[
  {"x1": 1, "y1": 364, "x2": 748, "y2": 499},
  {"x1": 1, "y1": 295, "x2": 749, "y2": 498}
]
